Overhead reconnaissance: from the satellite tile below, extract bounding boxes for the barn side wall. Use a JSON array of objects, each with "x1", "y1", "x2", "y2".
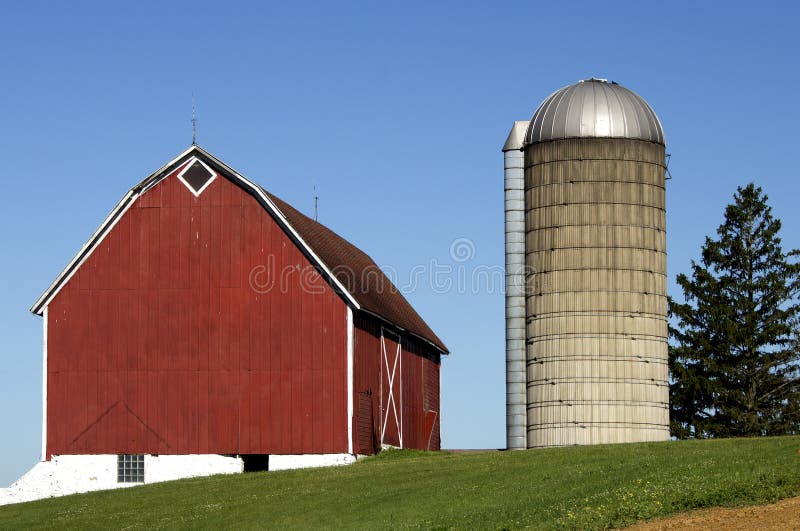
[
  {"x1": 352, "y1": 313, "x2": 441, "y2": 454},
  {"x1": 45, "y1": 161, "x2": 350, "y2": 457}
]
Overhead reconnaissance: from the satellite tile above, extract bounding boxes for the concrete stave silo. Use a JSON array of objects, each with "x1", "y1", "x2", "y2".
[{"x1": 504, "y1": 78, "x2": 670, "y2": 448}]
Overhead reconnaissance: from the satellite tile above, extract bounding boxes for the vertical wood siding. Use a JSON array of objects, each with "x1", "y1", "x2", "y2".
[
  {"x1": 46, "y1": 162, "x2": 349, "y2": 457},
  {"x1": 352, "y1": 313, "x2": 441, "y2": 454}
]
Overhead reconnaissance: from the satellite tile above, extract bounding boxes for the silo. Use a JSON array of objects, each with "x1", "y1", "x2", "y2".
[
  {"x1": 503, "y1": 121, "x2": 529, "y2": 450},
  {"x1": 505, "y1": 78, "x2": 670, "y2": 448}
]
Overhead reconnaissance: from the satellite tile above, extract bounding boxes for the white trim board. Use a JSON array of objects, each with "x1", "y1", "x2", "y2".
[
  {"x1": 346, "y1": 307, "x2": 354, "y2": 455},
  {"x1": 41, "y1": 306, "x2": 48, "y2": 461}
]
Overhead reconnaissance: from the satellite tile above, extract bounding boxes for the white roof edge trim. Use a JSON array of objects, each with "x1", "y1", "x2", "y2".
[
  {"x1": 191, "y1": 145, "x2": 360, "y2": 310},
  {"x1": 32, "y1": 145, "x2": 201, "y2": 315},
  {"x1": 31, "y1": 144, "x2": 361, "y2": 316},
  {"x1": 137, "y1": 145, "x2": 200, "y2": 193},
  {"x1": 30, "y1": 190, "x2": 137, "y2": 315}
]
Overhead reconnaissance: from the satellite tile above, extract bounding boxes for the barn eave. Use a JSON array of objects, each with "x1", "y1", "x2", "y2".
[{"x1": 358, "y1": 308, "x2": 449, "y2": 355}]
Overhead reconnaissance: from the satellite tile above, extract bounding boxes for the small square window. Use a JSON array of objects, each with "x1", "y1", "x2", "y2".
[{"x1": 117, "y1": 454, "x2": 145, "y2": 483}]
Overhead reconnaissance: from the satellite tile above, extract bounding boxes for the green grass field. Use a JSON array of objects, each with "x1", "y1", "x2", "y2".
[{"x1": 1, "y1": 436, "x2": 799, "y2": 529}]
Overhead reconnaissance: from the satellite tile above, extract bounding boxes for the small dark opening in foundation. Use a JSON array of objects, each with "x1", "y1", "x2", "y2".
[{"x1": 242, "y1": 454, "x2": 270, "y2": 472}]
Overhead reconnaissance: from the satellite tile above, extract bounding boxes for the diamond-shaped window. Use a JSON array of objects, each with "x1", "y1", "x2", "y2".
[{"x1": 178, "y1": 158, "x2": 216, "y2": 196}]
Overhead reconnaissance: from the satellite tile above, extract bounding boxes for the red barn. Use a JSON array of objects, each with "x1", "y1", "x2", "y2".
[{"x1": 4, "y1": 145, "x2": 447, "y2": 504}]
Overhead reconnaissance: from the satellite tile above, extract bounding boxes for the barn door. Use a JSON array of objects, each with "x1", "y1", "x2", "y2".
[
  {"x1": 356, "y1": 391, "x2": 375, "y2": 455},
  {"x1": 423, "y1": 411, "x2": 438, "y2": 450},
  {"x1": 380, "y1": 328, "x2": 402, "y2": 448},
  {"x1": 422, "y1": 354, "x2": 440, "y2": 450}
]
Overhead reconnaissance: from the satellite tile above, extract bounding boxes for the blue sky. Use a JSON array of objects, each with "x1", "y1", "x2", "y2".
[{"x1": 1, "y1": 1, "x2": 799, "y2": 486}]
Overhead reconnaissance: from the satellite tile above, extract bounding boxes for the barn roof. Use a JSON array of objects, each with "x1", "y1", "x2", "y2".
[
  {"x1": 30, "y1": 145, "x2": 448, "y2": 354},
  {"x1": 264, "y1": 191, "x2": 447, "y2": 353}
]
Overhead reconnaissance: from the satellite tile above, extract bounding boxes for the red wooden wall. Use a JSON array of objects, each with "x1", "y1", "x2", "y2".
[
  {"x1": 352, "y1": 313, "x2": 441, "y2": 454},
  {"x1": 45, "y1": 159, "x2": 349, "y2": 457}
]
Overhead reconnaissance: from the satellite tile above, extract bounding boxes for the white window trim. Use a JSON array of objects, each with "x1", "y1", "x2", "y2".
[{"x1": 176, "y1": 156, "x2": 217, "y2": 197}]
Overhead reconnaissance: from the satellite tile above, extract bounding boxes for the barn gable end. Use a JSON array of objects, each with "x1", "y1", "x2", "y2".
[
  {"x1": 31, "y1": 145, "x2": 361, "y2": 316},
  {"x1": 45, "y1": 152, "x2": 350, "y2": 458}
]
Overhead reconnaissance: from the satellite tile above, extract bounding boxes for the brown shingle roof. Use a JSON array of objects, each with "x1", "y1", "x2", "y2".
[{"x1": 264, "y1": 190, "x2": 448, "y2": 353}]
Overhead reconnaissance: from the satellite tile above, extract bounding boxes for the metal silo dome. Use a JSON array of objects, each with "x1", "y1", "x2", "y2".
[{"x1": 526, "y1": 78, "x2": 664, "y2": 145}]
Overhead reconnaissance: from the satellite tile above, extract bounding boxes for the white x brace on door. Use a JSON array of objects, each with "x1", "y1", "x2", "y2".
[{"x1": 380, "y1": 328, "x2": 402, "y2": 448}]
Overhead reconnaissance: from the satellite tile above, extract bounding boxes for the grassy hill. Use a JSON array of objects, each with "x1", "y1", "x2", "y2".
[{"x1": 1, "y1": 436, "x2": 799, "y2": 529}]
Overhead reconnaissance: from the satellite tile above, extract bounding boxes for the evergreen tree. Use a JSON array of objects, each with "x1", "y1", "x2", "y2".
[{"x1": 669, "y1": 183, "x2": 800, "y2": 438}]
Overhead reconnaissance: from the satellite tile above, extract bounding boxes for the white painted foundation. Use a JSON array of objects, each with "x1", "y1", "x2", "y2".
[
  {"x1": 268, "y1": 453, "x2": 356, "y2": 471},
  {"x1": 0, "y1": 454, "x2": 242, "y2": 506},
  {"x1": 0, "y1": 453, "x2": 358, "y2": 506}
]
